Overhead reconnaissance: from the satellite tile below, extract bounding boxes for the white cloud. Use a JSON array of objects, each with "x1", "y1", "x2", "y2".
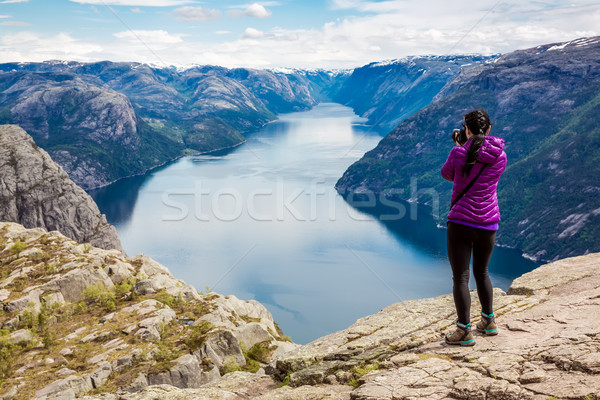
[
  {"x1": 2, "y1": 0, "x2": 599, "y2": 69},
  {"x1": 69, "y1": 0, "x2": 193, "y2": 6},
  {"x1": 0, "y1": 15, "x2": 11, "y2": 18},
  {"x1": 329, "y1": 0, "x2": 405, "y2": 12},
  {"x1": 243, "y1": 27, "x2": 265, "y2": 39},
  {"x1": 113, "y1": 29, "x2": 185, "y2": 44},
  {"x1": 131, "y1": 7, "x2": 142, "y2": 13},
  {"x1": 0, "y1": 32, "x2": 102, "y2": 62},
  {"x1": 0, "y1": 0, "x2": 29, "y2": 3},
  {"x1": 171, "y1": 6, "x2": 220, "y2": 22},
  {"x1": 1, "y1": 21, "x2": 31, "y2": 26},
  {"x1": 245, "y1": 3, "x2": 272, "y2": 18},
  {"x1": 229, "y1": 3, "x2": 272, "y2": 18}
]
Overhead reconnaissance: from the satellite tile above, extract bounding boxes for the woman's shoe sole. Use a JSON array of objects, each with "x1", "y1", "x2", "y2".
[{"x1": 476, "y1": 328, "x2": 499, "y2": 336}]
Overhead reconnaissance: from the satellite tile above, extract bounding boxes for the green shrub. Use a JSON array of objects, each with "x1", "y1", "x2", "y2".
[
  {"x1": 156, "y1": 290, "x2": 179, "y2": 308},
  {"x1": 41, "y1": 327, "x2": 57, "y2": 349},
  {"x1": 183, "y1": 322, "x2": 214, "y2": 351},
  {"x1": 153, "y1": 339, "x2": 178, "y2": 363},
  {"x1": 114, "y1": 279, "x2": 134, "y2": 298},
  {"x1": 10, "y1": 241, "x2": 26, "y2": 257},
  {"x1": 246, "y1": 341, "x2": 275, "y2": 364},
  {"x1": 0, "y1": 329, "x2": 15, "y2": 381},
  {"x1": 83, "y1": 283, "x2": 116, "y2": 311},
  {"x1": 18, "y1": 310, "x2": 38, "y2": 331},
  {"x1": 221, "y1": 357, "x2": 241, "y2": 375},
  {"x1": 348, "y1": 361, "x2": 381, "y2": 388},
  {"x1": 44, "y1": 262, "x2": 58, "y2": 275}
]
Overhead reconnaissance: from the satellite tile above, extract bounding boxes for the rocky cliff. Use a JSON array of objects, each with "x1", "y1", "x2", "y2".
[
  {"x1": 88, "y1": 251, "x2": 600, "y2": 400},
  {"x1": 0, "y1": 62, "x2": 342, "y2": 189},
  {"x1": 336, "y1": 36, "x2": 600, "y2": 262},
  {"x1": 0, "y1": 125, "x2": 123, "y2": 253},
  {"x1": 0, "y1": 222, "x2": 298, "y2": 400},
  {"x1": 2, "y1": 222, "x2": 598, "y2": 400},
  {"x1": 332, "y1": 55, "x2": 495, "y2": 131}
]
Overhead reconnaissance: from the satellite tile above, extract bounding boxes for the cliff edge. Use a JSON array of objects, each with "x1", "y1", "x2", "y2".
[
  {"x1": 0, "y1": 125, "x2": 123, "y2": 253},
  {"x1": 83, "y1": 252, "x2": 600, "y2": 399},
  {"x1": 0, "y1": 222, "x2": 297, "y2": 400},
  {"x1": 0, "y1": 220, "x2": 598, "y2": 399}
]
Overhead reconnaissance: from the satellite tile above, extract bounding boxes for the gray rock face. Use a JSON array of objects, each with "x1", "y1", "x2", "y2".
[
  {"x1": 9, "y1": 328, "x2": 36, "y2": 346},
  {"x1": 196, "y1": 330, "x2": 247, "y2": 369},
  {"x1": 0, "y1": 125, "x2": 123, "y2": 252},
  {"x1": 234, "y1": 322, "x2": 275, "y2": 350},
  {"x1": 8, "y1": 75, "x2": 137, "y2": 147},
  {"x1": 147, "y1": 355, "x2": 220, "y2": 389}
]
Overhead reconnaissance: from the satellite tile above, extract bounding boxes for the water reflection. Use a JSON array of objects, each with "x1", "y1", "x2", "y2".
[
  {"x1": 90, "y1": 103, "x2": 540, "y2": 344},
  {"x1": 345, "y1": 198, "x2": 540, "y2": 282}
]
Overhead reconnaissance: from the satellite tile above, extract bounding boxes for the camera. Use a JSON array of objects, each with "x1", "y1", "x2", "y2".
[{"x1": 452, "y1": 128, "x2": 467, "y2": 146}]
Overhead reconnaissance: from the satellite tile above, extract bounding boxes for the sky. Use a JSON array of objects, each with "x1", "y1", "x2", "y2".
[{"x1": 0, "y1": 0, "x2": 599, "y2": 69}]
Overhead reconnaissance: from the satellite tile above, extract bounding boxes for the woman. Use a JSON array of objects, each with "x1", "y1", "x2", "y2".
[{"x1": 441, "y1": 109, "x2": 507, "y2": 346}]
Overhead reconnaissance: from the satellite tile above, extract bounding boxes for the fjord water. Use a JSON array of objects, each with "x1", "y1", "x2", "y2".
[{"x1": 90, "y1": 103, "x2": 539, "y2": 344}]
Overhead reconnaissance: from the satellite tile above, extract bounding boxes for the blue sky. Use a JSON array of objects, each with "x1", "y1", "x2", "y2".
[{"x1": 1, "y1": 0, "x2": 599, "y2": 68}]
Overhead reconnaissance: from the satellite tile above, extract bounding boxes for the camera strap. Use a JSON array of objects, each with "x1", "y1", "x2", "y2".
[{"x1": 450, "y1": 163, "x2": 488, "y2": 210}]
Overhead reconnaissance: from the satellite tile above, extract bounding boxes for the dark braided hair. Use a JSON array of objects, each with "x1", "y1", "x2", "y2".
[{"x1": 463, "y1": 109, "x2": 491, "y2": 177}]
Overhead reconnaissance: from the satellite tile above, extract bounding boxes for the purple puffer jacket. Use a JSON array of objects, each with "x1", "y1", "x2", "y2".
[{"x1": 441, "y1": 135, "x2": 507, "y2": 224}]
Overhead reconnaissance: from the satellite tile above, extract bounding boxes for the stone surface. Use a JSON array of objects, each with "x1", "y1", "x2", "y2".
[
  {"x1": 147, "y1": 354, "x2": 220, "y2": 389},
  {"x1": 234, "y1": 322, "x2": 275, "y2": 350},
  {"x1": 9, "y1": 329, "x2": 36, "y2": 346},
  {"x1": 0, "y1": 125, "x2": 123, "y2": 252},
  {"x1": 90, "y1": 362, "x2": 112, "y2": 389},
  {"x1": 196, "y1": 330, "x2": 247, "y2": 369}
]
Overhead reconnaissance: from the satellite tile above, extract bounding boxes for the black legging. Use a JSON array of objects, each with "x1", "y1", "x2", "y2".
[{"x1": 446, "y1": 221, "x2": 496, "y2": 325}]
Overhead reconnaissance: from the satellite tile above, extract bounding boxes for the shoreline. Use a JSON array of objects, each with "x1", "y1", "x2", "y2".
[
  {"x1": 83, "y1": 140, "x2": 249, "y2": 192},
  {"x1": 336, "y1": 188, "x2": 545, "y2": 264}
]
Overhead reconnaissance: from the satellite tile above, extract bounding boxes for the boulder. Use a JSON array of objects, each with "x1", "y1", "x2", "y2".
[
  {"x1": 35, "y1": 375, "x2": 92, "y2": 399},
  {"x1": 53, "y1": 265, "x2": 114, "y2": 302},
  {"x1": 147, "y1": 354, "x2": 220, "y2": 388},
  {"x1": 233, "y1": 322, "x2": 274, "y2": 350},
  {"x1": 195, "y1": 330, "x2": 246, "y2": 369},
  {"x1": 4, "y1": 289, "x2": 42, "y2": 313},
  {"x1": 135, "y1": 307, "x2": 176, "y2": 342},
  {"x1": 90, "y1": 361, "x2": 112, "y2": 389},
  {"x1": 9, "y1": 329, "x2": 36, "y2": 346},
  {"x1": 104, "y1": 260, "x2": 134, "y2": 284}
]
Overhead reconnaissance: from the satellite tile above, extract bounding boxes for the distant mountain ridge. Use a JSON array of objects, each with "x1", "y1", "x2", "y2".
[
  {"x1": 0, "y1": 61, "x2": 343, "y2": 189},
  {"x1": 331, "y1": 55, "x2": 497, "y2": 131},
  {"x1": 336, "y1": 36, "x2": 600, "y2": 262}
]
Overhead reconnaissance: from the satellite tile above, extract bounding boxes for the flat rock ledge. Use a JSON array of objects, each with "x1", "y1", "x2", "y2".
[{"x1": 88, "y1": 252, "x2": 600, "y2": 400}]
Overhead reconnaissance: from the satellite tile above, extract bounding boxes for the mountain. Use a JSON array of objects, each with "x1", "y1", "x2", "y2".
[
  {"x1": 0, "y1": 61, "x2": 342, "y2": 189},
  {"x1": 0, "y1": 125, "x2": 123, "y2": 253},
  {"x1": 336, "y1": 36, "x2": 600, "y2": 262},
  {"x1": 331, "y1": 55, "x2": 496, "y2": 131}
]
